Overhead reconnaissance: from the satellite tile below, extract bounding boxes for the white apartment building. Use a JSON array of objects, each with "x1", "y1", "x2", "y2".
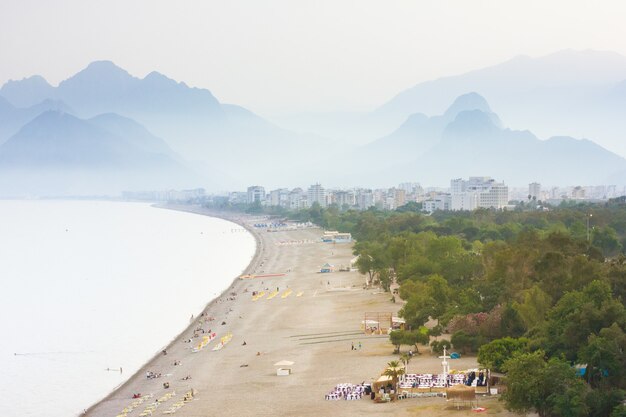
[
  {"x1": 529, "y1": 182, "x2": 541, "y2": 200},
  {"x1": 450, "y1": 177, "x2": 509, "y2": 210},
  {"x1": 356, "y1": 190, "x2": 374, "y2": 210},
  {"x1": 423, "y1": 194, "x2": 451, "y2": 213},
  {"x1": 269, "y1": 188, "x2": 290, "y2": 207},
  {"x1": 308, "y1": 183, "x2": 327, "y2": 207},
  {"x1": 288, "y1": 188, "x2": 307, "y2": 209},
  {"x1": 333, "y1": 190, "x2": 356, "y2": 208},
  {"x1": 247, "y1": 185, "x2": 266, "y2": 204}
]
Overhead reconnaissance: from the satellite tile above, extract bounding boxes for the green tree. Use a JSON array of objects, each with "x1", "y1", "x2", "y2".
[
  {"x1": 534, "y1": 280, "x2": 626, "y2": 361},
  {"x1": 502, "y1": 351, "x2": 588, "y2": 417},
  {"x1": 451, "y1": 330, "x2": 481, "y2": 354},
  {"x1": 513, "y1": 285, "x2": 552, "y2": 331},
  {"x1": 593, "y1": 227, "x2": 623, "y2": 257},
  {"x1": 430, "y1": 339, "x2": 452, "y2": 355},
  {"x1": 389, "y1": 329, "x2": 429, "y2": 354},
  {"x1": 383, "y1": 360, "x2": 405, "y2": 391},
  {"x1": 477, "y1": 337, "x2": 528, "y2": 372},
  {"x1": 584, "y1": 389, "x2": 625, "y2": 417},
  {"x1": 578, "y1": 323, "x2": 626, "y2": 389},
  {"x1": 399, "y1": 352, "x2": 412, "y2": 374}
]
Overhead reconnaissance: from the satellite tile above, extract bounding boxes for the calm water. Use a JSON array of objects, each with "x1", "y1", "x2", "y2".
[{"x1": 0, "y1": 201, "x2": 255, "y2": 417}]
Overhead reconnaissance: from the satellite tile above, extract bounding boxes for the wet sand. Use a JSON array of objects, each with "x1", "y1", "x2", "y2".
[{"x1": 85, "y1": 205, "x2": 516, "y2": 417}]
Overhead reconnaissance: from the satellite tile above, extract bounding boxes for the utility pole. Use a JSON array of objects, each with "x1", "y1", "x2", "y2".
[{"x1": 587, "y1": 213, "x2": 593, "y2": 243}]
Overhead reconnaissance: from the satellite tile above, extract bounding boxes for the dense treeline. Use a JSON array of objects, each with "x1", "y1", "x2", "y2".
[{"x1": 283, "y1": 202, "x2": 626, "y2": 417}]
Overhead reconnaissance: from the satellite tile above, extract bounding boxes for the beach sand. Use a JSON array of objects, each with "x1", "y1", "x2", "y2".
[{"x1": 85, "y1": 206, "x2": 518, "y2": 417}]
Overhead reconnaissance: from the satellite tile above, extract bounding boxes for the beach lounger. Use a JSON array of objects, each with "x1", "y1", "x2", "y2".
[{"x1": 252, "y1": 291, "x2": 266, "y2": 301}]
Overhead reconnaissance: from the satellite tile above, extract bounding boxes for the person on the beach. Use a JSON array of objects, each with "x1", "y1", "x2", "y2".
[{"x1": 351, "y1": 342, "x2": 355, "y2": 351}]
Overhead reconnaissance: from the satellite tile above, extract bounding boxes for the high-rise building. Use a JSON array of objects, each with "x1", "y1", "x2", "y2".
[
  {"x1": 423, "y1": 194, "x2": 451, "y2": 213},
  {"x1": 307, "y1": 183, "x2": 326, "y2": 207},
  {"x1": 269, "y1": 188, "x2": 290, "y2": 207},
  {"x1": 388, "y1": 188, "x2": 406, "y2": 208},
  {"x1": 529, "y1": 182, "x2": 541, "y2": 200},
  {"x1": 247, "y1": 186, "x2": 266, "y2": 204},
  {"x1": 288, "y1": 188, "x2": 306, "y2": 209},
  {"x1": 356, "y1": 189, "x2": 374, "y2": 210},
  {"x1": 333, "y1": 190, "x2": 356, "y2": 208},
  {"x1": 450, "y1": 177, "x2": 508, "y2": 210}
]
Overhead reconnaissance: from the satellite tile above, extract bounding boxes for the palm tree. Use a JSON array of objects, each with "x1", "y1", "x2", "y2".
[
  {"x1": 383, "y1": 360, "x2": 406, "y2": 393},
  {"x1": 400, "y1": 353, "x2": 412, "y2": 375}
]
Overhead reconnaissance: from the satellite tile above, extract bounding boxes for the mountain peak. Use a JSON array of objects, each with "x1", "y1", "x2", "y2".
[
  {"x1": 444, "y1": 92, "x2": 491, "y2": 119},
  {"x1": 0, "y1": 75, "x2": 55, "y2": 107},
  {"x1": 84, "y1": 60, "x2": 129, "y2": 74},
  {"x1": 2, "y1": 74, "x2": 52, "y2": 89},
  {"x1": 144, "y1": 71, "x2": 170, "y2": 81},
  {"x1": 143, "y1": 71, "x2": 179, "y2": 87},
  {"x1": 59, "y1": 61, "x2": 135, "y2": 89}
]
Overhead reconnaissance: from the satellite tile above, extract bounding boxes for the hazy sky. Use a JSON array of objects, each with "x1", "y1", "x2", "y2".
[{"x1": 1, "y1": 0, "x2": 625, "y2": 115}]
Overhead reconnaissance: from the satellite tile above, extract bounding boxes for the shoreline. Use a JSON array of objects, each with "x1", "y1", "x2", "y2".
[
  {"x1": 83, "y1": 204, "x2": 263, "y2": 416},
  {"x1": 84, "y1": 203, "x2": 495, "y2": 417}
]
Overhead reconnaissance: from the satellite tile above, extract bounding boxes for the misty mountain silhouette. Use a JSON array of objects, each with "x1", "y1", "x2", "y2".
[
  {"x1": 0, "y1": 111, "x2": 203, "y2": 196},
  {"x1": 374, "y1": 49, "x2": 626, "y2": 157},
  {"x1": 357, "y1": 92, "x2": 501, "y2": 165},
  {"x1": 2, "y1": 57, "x2": 626, "y2": 194},
  {"x1": 0, "y1": 61, "x2": 330, "y2": 187},
  {"x1": 0, "y1": 75, "x2": 55, "y2": 108},
  {"x1": 335, "y1": 93, "x2": 626, "y2": 187},
  {"x1": 0, "y1": 96, "x2": 73, "y2": 144}
]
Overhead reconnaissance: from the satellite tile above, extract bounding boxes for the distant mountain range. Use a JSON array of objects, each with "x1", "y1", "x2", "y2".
[
  {"x1": 2, "y1": 52, "x2": 626, "y2": 196},
  {"x1": 275, "y1": 50, "x2": 626, "y2": 157},
  {"x1": 321, "y1": 93, "x2": 626, "y2": 188},
  {"x1": 374, "y1": 49, "x2": 626, "y2": 156},
  {"x1": 0, "y1": 61, "x2": 334, "y2": 191}
]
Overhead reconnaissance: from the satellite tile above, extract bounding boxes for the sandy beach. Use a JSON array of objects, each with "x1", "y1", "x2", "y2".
[{"x1": 85, "y1": 205, "x2": 515, "y2": 417}]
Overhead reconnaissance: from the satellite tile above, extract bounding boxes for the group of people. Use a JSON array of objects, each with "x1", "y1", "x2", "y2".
[
  {"x1": 465, "y1": 370, "x2": 488, "y2": 387},
  {"x1": 350, "y1": 341, "x2": 362, "y2": 350},
  {"x1": 325, "y1": 383, "x2": 369, "y2": 400}
]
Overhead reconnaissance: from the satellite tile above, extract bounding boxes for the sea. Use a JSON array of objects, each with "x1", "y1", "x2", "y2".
[{"x1": 0, "y1": 200, "x2": 256, "y2": 417}]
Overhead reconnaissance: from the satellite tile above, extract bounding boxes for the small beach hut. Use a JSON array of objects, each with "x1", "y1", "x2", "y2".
[
  {"x1": 372, "y1": 375, "x2": 394, "y2": 393},
  {"x1": 446, "y1": 385, "x2": 477, "y2": 409},
  {"x1": 274, "y1": 360, "x2": 294, "y2": 376},
  {"x1": 320, "y1": 263, "x2": 334, "y2": 273}
]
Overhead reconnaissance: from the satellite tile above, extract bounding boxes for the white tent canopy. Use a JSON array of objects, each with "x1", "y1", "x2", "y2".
[{"x1": 274, "y1": 360, "x2": 295, "y2": 367}]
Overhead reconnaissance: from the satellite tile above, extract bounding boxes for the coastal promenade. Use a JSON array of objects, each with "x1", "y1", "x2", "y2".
[{"x1": 85, "y1": 206, "x2": 495, "y2": 417}]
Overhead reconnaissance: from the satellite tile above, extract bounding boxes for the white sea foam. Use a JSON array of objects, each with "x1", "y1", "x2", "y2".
[{"x1": 0, "y1": 200, "x2": 255, "y2": 417}]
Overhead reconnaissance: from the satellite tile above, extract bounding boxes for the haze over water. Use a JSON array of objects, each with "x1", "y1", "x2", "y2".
[{"x1": 0, "y1": 200, "x2": 255, "y2": 417}]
